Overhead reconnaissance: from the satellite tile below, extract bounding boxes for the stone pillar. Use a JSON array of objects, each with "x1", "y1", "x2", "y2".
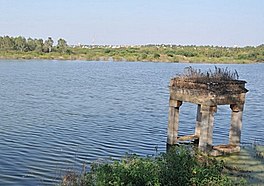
[
  {"x1": 167, "y1": 100, "x2": 182, "y2": 145},
  {"x1": 229, "y1": 104, "x2": 244, "y2": 146},
  {"x1": 195, "y1": 104, "x2": 201, "y2": 137},
  {"x1": 198, "y1": 105, "x2": 217, "y2": 152}
]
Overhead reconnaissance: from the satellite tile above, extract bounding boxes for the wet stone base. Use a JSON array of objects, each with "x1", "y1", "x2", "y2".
[{"x1": 211, "y1": 144, "x2": 241, "y2": 156}]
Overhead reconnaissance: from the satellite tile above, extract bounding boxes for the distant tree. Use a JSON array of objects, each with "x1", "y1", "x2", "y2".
[
  {"x1": 0, "y1": 36, "x2": 3, "y2": 49},
  {"x1": 104, "y1": 49, "x2": 111, "y2": 53},
  {"x1": 34, "y1": 39, "x2": 44, "y2": 52},
  {"x1": 256, "y1": 44, "x2": 264, "y2": 50},
  {"x1": 43, "y1": 37, "x2": 54, "y2": 53},
  {"x1": 1, "y1": 36, "x2": 14, "y2": 50},
  {"x1": 14, "y1": 36, "x2": 27, "y2": 51},
  {"x1": 27, "y1": 38, "x2": 37, "y2": 51},
  {"x1": 57, "y1": 38, "x2": 68, "y2": 53}
]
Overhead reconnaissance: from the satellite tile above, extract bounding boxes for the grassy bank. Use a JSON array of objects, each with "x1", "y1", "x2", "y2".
[
  {"x1": 60, "y1": 147, "x2": 245, "y2": 186},
  {"x1": 1, "y1": 44, "x2": 264, "y2": 64},
  {"x1": 1, "y1": 36, "x2": 264, "y2": 63}
]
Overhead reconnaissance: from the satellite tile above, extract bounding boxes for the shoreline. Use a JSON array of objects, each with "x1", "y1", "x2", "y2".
[
  {"x1": 1, "y1": 36, "x2": 263, "y2": 64},
  {"x1": 0, "y1": 55, "x2": 259, "y2": 64}
]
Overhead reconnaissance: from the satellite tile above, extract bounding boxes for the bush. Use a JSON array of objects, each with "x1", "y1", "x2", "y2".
[
  {"x1": 141, "y1": 53, "x2": 148, "y2": 60},
  {"x1": 84, "y1": 155, "x2": 160, "y2": 186},
  {"x1": 153, "y1": 53, "x2": 160, "y2": 59},
  {"x1": 62, "y1": 146, "x2": 243, "y2": 186},
  {"x1": 104, "y1": 49, "x2": 111, "y2": 53}
]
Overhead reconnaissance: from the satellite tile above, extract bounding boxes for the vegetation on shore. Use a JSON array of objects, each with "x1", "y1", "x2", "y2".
[
  {"x1": 1, "y1": 36, "x2": 264, "y2": 63},
  {"x1": 60, "y1": 147, "x2": 245, "y2": 186}
]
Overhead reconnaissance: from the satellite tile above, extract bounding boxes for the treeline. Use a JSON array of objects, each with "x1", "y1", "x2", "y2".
[
  {"x1": 0, "y1": 36, "x2": 69, "y2": 53},
  {"x1": 0, "y1": 35, "x2": 264, "y2": 63}
]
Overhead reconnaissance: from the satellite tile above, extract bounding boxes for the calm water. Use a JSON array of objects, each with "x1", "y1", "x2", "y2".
[{"x1": 0, "y1": 60, "x2": 263, "y2": 185}]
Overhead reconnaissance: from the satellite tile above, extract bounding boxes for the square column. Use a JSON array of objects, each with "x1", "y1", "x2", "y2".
[
  {"x1": 229, "y1": 104, "x2": 244, "y2": 146},
  {"x1": 167, "y1": 100, "x2": 182, "y2": 145},
  {"x1": 198, "y1": 105, "x2": 217, "y2": 152},
  {"x1": 195, "y1": 104, "x2": 201, "y2": 137}
]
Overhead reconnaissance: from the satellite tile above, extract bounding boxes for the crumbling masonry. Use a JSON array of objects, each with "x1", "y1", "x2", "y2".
[{"x1": 167, "y1": 67, "x2": 248, "y2": 154}]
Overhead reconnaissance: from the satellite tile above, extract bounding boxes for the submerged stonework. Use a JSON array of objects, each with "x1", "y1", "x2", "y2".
[{"x1": 167, "y1": 67, "x2": 248, "y2": 155}]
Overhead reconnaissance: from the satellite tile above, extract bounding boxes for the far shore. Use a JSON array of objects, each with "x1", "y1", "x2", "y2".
[
  {"x1": 0, "y1": 36, "x2": 263, "y2": 64},
  {"x1": 0, "y1": 52, "x2": 260, "y2": 64}
]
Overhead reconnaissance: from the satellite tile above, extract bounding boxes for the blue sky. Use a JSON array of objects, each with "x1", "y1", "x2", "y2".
[{"x1": 0, "y1": 0, "x2": 263, "y2": 46}]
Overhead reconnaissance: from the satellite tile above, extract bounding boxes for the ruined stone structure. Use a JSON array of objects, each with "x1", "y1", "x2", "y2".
[{"x1": 167, "y1": 69, "x2": 248, "y2": 154}]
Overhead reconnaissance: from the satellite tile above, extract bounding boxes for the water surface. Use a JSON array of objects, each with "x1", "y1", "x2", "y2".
[{"x1": 0, "y1": 60, "x2": 263, "y2": 185}]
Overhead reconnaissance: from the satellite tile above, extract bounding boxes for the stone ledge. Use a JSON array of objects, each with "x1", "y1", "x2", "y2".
[
  {"x1": 210, "y1": 144, "x2": 240, "y2": 156},
  {"x1": 177, "y1": 134, "x2": 199, "y2": 141}
]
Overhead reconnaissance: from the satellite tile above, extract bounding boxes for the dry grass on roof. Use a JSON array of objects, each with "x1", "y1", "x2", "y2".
[{"x1": 176, "y1": 66, "x2": 239, "y2": 83}]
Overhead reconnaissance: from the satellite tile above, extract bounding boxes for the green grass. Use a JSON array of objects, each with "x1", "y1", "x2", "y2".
[{"x1": 60, "y1": 146, "x2": 246, "y2": 186}]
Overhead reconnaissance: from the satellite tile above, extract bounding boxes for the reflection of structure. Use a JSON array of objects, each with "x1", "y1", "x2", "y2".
[{"x1": 167, "y1": 67, "x2": 248, "y2": 154}]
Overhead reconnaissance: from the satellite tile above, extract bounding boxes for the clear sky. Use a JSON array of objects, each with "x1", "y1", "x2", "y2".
[{"x1": 0, "y1": 0, "x2": 263, "y2": 46}]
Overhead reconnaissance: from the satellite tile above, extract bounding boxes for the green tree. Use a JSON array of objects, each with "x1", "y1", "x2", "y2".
[
  {"x1": 43, "y1": 37, "x2": 54, "y2": 53},
  {"x1": 27, "y1": 38, "x2": 37, "y2": 51},
  {"x1": 14, "y1": 36, "x2": 27, "y2": 51},
  {"x1": 34, "y1": 39, "x2": 44, "y2": 52},
  {"x1": 0, "y1": 36, "x2": 3, "y2": 49},
  {"x1": 1, "y1": 36, "x2": 14, "y2": 50},
  {"x1": 57, "y1": 38, "x2": 68, "y2": 53}
]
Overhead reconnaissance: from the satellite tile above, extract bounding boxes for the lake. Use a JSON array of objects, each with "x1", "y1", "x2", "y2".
[{"x1": 0, "y1": 60, "x2": 263, "y2": 185}]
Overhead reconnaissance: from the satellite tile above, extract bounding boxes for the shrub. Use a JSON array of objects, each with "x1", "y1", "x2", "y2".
[
  {"x1": 153, "y1": 53, "x2": 160, "y2": 59},
  {"x1": 104, "y1": 49, "x2": 111, "y2": 53},
  {"x1": 65, "y1": 146, "x2": 242, "y2": 186},
  {"x1": 158, "y1": 146, "x2": 196, "y2": 185},
  {"x1": 85, "y1": 155, "x2": 160, "y2": 186},
  {"x1": 141, "y1": 53, "x2": 148, "y2": 60}
]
